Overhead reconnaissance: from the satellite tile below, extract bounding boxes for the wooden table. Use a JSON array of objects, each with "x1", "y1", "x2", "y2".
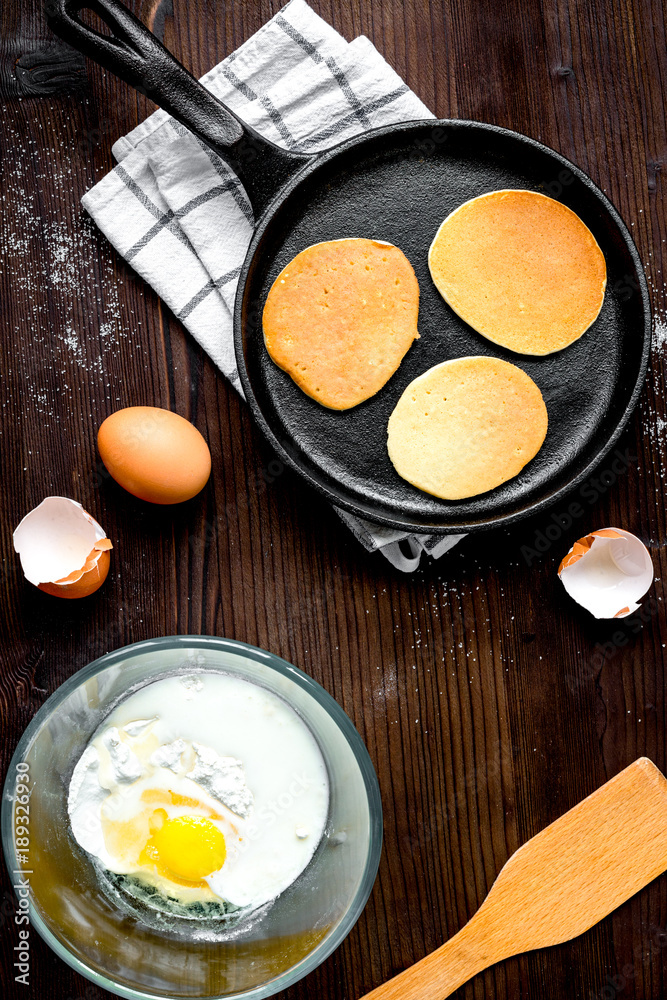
[{"x1": 1, "y1": 1, "x2": 666, "y2": 998}]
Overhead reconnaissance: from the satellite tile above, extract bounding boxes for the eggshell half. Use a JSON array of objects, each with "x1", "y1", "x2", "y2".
[
  {"x1": 97, "y1": 406, "x2": 211, "y2": 505},
  {"x1": 558, "y1": 527, "x2": 653, "y2": 619},
  {"x1": 13, "y1": 497, "x2": 113, "y2": 599}
]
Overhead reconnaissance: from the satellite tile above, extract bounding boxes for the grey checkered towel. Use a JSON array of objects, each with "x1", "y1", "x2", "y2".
[{"x1": 82, "y1": 0, "x2": 466, "y2": 571}]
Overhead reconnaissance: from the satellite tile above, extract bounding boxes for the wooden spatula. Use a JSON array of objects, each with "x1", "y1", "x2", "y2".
[{"x1": 362, "y1": 757, "x2": 667, "y2": 1000}]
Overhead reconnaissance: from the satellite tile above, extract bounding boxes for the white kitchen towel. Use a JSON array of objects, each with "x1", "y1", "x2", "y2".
[{"x1": 82, "y1": 0, "x2": 466, "y2": 571}]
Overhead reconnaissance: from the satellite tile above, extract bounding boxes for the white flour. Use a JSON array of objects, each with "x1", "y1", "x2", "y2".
[
  {"x1": 653, "y1": 317, "x2": 667, "y2": 353},
  {"x1": 0, "y1": 100, "x2": 149, "y2": 424}
]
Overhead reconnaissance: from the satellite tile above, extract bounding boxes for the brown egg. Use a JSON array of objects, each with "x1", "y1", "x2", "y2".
[{"x1": 98, "y1": 407, "x2": 211, "y2": 505}]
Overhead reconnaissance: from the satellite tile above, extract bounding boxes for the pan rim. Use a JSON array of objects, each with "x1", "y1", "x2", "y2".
[{"x1": 234, "y1": 118, "x2": 651, "y2": 535}]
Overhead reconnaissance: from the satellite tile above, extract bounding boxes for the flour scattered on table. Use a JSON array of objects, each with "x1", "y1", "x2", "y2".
[
  {"x1": 58, "y1": 324, "x2": 104, "y2": 376},
  {"x1": 0, "y1": 101, "x2": 150, "y2": 424},
  {"x1": 653, "y1": 317, "x2": 667, "y2": 354},
  {"x1": 649, "y1": 414, "x2": 667, "y2": 444},
  {"x1": 644, "y1": 287, "x2": 667, "y2": 457}
]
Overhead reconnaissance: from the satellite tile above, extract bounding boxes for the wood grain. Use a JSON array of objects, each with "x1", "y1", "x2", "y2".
[{"x1": 0, "y1": 1, "x2": 666, "y2": 999}]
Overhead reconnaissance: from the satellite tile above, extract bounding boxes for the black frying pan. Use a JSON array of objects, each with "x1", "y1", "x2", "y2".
[{"x1": 47, "y1": 0, "x2": 651, "y2": 534}]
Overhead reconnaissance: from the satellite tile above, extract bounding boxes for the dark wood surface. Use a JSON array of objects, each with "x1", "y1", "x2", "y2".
[{"x1": 1, "y1": 1, "x2": 666, "y2": 998}]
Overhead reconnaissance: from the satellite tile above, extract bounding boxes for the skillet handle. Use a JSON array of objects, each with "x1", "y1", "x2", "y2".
[{"x1": 45, "y1": 0, "x2": 313, "y2": 217}]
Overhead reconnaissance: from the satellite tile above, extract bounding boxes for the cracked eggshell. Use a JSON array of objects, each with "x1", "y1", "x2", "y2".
[
  {"x1": 558, "y1": 527, "x2": 653, "y2": 619},
  {"x1": 13, "y1": 497, "x2": 113, "y2": 599}
]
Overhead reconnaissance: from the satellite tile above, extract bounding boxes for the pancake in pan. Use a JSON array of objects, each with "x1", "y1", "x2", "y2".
[
  {"x1": 428, "y1": 190, "x2": 607, "y2": 355},
  {"x1": 263, "y1": 238, "x2": 420, "y2": 409},
  {"x1": 387, "y1": 356, "x2": 549, "y2": 500}
]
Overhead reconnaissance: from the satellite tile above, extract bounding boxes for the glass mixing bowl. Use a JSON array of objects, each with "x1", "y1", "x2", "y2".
[{"x1": 1, "y1": 636, "x2": 382, "y2": 999}]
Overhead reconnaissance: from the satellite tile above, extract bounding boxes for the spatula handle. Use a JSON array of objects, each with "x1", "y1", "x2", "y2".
[
  {"x1": 360, "y1": 916, "x2": 499, "y2": 1000},
  {"x1": 363, "y1": 759, "x2": 667, "y2": 1000}
]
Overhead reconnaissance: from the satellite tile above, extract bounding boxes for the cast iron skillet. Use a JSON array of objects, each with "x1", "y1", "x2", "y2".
[{"x1": 47, "y1": 0, "x2": 651, "y2": 534}]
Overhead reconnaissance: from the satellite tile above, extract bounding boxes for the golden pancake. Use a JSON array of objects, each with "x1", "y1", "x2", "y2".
[
  {"x1": 428, "y1": 190, "x2": 607, "y2": 355},
  {"x1": 387, "y1": 356, "x2": 548, "y2": 500},
  {"x1": 262, "y1": 238, "x2": 420, "y2": 409}
]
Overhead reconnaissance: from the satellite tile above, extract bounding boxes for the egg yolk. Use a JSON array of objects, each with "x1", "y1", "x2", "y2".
[{"x1": 143, "y1": 815, "x2": 226, "y2": 883}]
